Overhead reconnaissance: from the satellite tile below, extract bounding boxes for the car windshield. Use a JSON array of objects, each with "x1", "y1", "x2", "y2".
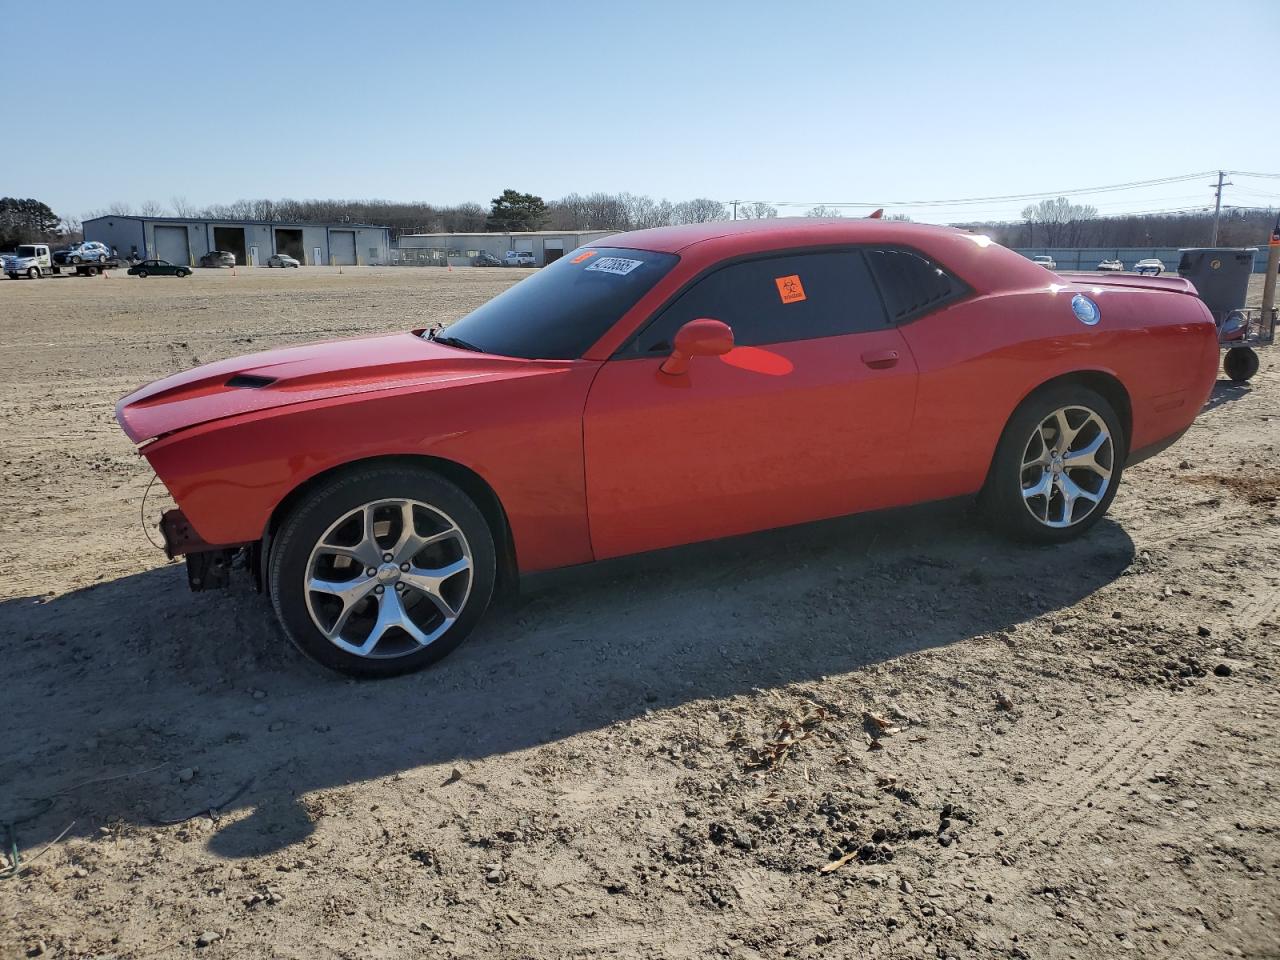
[
  {"x1": 433, "y1": 246, "x2": 678, "y2": 360},
  {"x1": 17, "y1": 246, "x2": 39, "y2": 257}
]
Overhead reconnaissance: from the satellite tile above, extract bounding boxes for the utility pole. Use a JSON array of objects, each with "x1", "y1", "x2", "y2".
[
  {"x1": 1210, "y1": 170, "x2": 1233, "y2": 246},
  {"x1": 731, "y1": 201, "x2": 739, "y2": 221},
  {"x1": 1261, "y1": 213, "x2": 1279, "y2": 333}
]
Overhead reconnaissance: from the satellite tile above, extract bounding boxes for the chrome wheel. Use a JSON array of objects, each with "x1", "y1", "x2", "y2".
[
  {"x1": 1019, "y1": 405, "x2": 1114, "y2": 529},
  {"x1": 304, "y1": 498, "x2": 472, "y2": 659}
]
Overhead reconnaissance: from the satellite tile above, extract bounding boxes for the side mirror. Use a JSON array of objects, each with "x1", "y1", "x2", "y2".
[{"x1": 659, "y1": 319, "x2": 734, "y2": 376}]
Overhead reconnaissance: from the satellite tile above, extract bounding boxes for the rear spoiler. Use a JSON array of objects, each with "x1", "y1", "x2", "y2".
[{"x1": 1058, "y1": 272, "x2": 1199, "y2": 296}]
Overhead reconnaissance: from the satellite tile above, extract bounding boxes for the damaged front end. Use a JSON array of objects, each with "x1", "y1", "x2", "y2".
[{"x1": 158, "y1": 508, "x2": 258, "y2": 592}]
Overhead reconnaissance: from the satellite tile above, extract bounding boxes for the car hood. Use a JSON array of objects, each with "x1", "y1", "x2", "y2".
[{"x1": 116, "y1": 331, "x2": 559, "y2": 443}]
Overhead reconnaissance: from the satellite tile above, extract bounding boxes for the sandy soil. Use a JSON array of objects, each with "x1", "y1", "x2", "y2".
[{"x1": 1, "y1": 266, "x2": 1277, "y2": 960}]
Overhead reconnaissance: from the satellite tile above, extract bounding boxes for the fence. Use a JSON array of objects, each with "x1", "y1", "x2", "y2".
[{"x1": 1014, "y1": 247, "x2": 1268, "y2": 273}]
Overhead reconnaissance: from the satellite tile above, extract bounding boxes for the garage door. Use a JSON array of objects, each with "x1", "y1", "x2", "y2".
[
  {"x1": 154, "y1": 225, "x2": 190, "y2": 266},
  {"x1": 329, "y1": 230, "x2": 356, "y2": 266}
]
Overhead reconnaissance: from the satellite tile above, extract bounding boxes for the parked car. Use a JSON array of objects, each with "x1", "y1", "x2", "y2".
[
  {"x1": 267, "y1": 254, "x2": 300, "y2": 268},
  {"x1": 127, "y1": 259, "x2": 190, "y2": 278},
  {"x1": 1096, "y1": 259, "x2": 1124, "y2": 271},
  {"x1": 1031, "y1": 255, "x2": 1057, "y2": 270},
  {"x1": 1134, "y1": 258, "x2": 1164, "y2": 276},
  {"x1": 200, "y1": 250, "x2": 237, "y2": 268},
  {"x1": 54, "y1": 241, "x2": 110, "y2": 265},
  {"x1": 116, "y1": 219, "x2": 1218, "y2": 678},
  {"x1": 504, "y1": 250, "x2": 536, "y2": 267},
  {"x1": 472, "y1": 252, "x2": 503, "y2": 267}
]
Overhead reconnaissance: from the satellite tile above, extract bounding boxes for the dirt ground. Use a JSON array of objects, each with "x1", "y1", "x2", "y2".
[{"x1": 1, "y1": 266, "x2": 1277, "y2": 960}]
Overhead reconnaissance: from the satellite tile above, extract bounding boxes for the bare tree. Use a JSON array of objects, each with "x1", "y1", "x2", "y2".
[
  {"x1": 737, "y1": 202, "x2": 778, "y2": 220},
  {"x1": 170, "y1": 195, "x2": 196, "y2": 217},
  {"x1": 1020, "y1": 197, "x2": 1098, "y2": 246},
  {"x1": 59, "y1": 214, "x2": 83, "y2": 240},
  {"x1": 623, "y1": 193, "x2": 674, "y2": 230},
  {"x1": 107, "y1": 202, "x2": 134, "y2": 215},
  {"x1": 805, "y1": 205, "x2": 844, "y2": 218},
  {"x1": 138, "y1": 200, "x2": 167, "y2": 217},
  {"x1": 672, "y1": 198, "x2": 727, "y2": 223}
]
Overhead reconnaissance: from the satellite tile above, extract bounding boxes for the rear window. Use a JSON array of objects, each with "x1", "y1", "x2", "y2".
[
  {"x1": 865, "y1": 248, "x2": 964, "y2": 322},
  {"x1": 439, "y1": 247, "x2": 678, "y2": 359}
]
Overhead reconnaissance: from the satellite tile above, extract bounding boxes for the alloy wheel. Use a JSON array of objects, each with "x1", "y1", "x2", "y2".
[
  {"x1": 303, "y1": 498, "x2": 473, "y2": 659},
  {"x1": 1019, "y1": 405, "x2": 1114, "y2": 528}
]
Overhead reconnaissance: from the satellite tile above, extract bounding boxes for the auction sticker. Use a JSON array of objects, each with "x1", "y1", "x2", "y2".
[
  {"x1": 585, "y1": 257, "x2": 644, "y2": 276},
  {"x1": 774, "y1": 274, "x2": 807, "y2": 304},
  {"x1": 571, "y1": 250, "x2": 597, "y2": 264}
]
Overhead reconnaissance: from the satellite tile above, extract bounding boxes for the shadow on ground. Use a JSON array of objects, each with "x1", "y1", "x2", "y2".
[
  {"x1": 1, "y1": 500, "x2": 1134, "y2": 858},
  {"x1": 1203, "y1": 377, "x2": 1254, "y2": 413}
]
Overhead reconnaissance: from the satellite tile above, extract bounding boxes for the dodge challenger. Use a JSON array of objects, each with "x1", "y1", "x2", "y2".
[{"x1": 115, "y1": 219, "x2": 1220, "y2": 677}]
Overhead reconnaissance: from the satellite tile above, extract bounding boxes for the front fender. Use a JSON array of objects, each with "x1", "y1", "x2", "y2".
[{"x1": 142, "y1": 365, "x2": 600, "y2": 574}]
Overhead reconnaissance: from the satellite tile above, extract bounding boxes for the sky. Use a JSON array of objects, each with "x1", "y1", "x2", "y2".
[{"x1": 5, "y1": 0, "x2": 1279, "y2": 225}]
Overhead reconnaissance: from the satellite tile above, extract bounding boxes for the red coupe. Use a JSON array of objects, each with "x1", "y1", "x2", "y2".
[{"x1": 116, "y1": 220, "x2": 1219, "y2": 677}]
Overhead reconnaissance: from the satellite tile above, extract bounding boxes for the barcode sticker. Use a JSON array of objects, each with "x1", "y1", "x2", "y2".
[{"x1": 585, "y1": 257, "x2": 643, "y2": 276}]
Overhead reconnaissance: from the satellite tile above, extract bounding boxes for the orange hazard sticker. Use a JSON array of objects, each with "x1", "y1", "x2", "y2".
[
  {"x1": 775, "y1": 274, "x2": 806, "y2": 304},
  {"x1": 571, "y1": 250, "x2": 598, "y2": 264}
]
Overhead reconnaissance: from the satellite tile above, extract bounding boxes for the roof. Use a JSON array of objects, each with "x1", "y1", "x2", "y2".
[
  {"x1": 600, "y1": 217, "x2": 972, "y2": 254},
  {"x1": 399, "y1": 230, "x2": 616, "y2": 238},
  {"x1": 82, "y1": 215, "x2": 390, "y2": 230}
]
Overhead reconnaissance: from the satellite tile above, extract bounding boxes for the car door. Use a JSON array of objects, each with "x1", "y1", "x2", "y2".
[{"x1": 582, "y1": 248, "x2": 919, "y2": 559}]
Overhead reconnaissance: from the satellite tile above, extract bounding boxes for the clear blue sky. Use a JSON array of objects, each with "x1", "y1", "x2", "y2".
[{"x1": 7, "y1": 0, "x2": 1279, "y2": 224}]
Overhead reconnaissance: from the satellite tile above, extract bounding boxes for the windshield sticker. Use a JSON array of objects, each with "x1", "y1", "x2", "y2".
[
  {"x1": 775, "y1": 274, "x2": 807, "y2": 304},
  {"x1": 585, "y1": 257, "x2": 644, "y2": 276},
  {"x1": 571, "y1": 250, "x2": 597, "y2": 264}
]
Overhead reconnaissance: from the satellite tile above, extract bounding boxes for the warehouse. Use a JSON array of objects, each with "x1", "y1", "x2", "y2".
[
  {"x1": 83, "y1": 215, "x2": 391, "y2": 267},
  {"x1": 394, "y1": 230, "x2": 617, "y2": 267}
]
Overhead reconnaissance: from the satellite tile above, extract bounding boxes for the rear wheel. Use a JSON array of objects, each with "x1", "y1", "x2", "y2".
[
  {"x1": 1224, "y1": 347, "x2": 1259, "y2": 383},
  {"x1": 71, "y1": 255, "x2": 81, "y2": 264},
  {"x1": 136, "y1": 269, "x2": 148, "y2": 278},
  {"x1": 269, "y1": 466, "x2": 496, "y2": 678},
  {"x1": 982, "y1": 385, "x2": 1125, "y2": 543}
]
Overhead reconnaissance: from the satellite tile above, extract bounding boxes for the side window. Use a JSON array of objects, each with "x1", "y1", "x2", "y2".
[
  {"x1": 865, "y1": 249, "x2": 962, "y2": 323},
  {"x1": 627, "y1": 250, "x2": 888, "y2": 354}
]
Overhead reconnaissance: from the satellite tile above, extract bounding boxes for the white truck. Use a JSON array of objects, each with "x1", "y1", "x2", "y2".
[{"x1": 4, "y1": 242, "x2": 120, "y2": 279}]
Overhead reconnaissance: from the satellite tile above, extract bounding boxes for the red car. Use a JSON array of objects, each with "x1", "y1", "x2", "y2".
[{"x1": 116, "y1": 220, "x2": 1219, "y2": 677}]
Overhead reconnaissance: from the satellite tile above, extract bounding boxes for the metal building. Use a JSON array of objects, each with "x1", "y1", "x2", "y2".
[
  {"x1": 83, "y1": 215, "x2": 391, "y2": 267},
  {"x1": 394, "y1": 230, "x2": 617, "y2": 267}
]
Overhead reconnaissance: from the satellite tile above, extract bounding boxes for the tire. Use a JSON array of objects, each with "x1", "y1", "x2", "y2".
[
  {"x1": 71, "y1": 255, "x2": 81, "y2": 264},
  {"x1": 136, "y1": 270, "x2": 148, "y2": 278},
  {"x1": 1224, "y1": 347, "x2": 1259, "y2": 383},
  {"x1": 981, "y1": 384, "x2": 1125, "y2": 544},
  {"x1": 27, "y1": 267, "x2": 39, "y2": 279},
  {"x1": 268, "y1": 465, "x2": 497, "y2": 678},
  {"x1": 97, "y1": 254, "x2": 107, "y2": 263},
  {"x1": 177, "y1": 268, "x2": 189, "y2": 278}
]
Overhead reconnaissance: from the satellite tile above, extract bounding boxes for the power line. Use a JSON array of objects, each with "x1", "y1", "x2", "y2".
[
  {"x1": 724, "y1": 170, "x2": 1280, "y2": 214},
  {"x1": 724, "y1": 171, "x2": 1222, "y2": 210}
]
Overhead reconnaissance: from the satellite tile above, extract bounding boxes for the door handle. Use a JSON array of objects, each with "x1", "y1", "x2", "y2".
[{"x1": 861, "y1": 349, "x2": 900, "y2": 369}]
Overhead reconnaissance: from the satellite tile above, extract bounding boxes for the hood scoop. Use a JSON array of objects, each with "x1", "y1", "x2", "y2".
[{"x1": 226, "y1": 374, "x2": 277, "y2": 389}]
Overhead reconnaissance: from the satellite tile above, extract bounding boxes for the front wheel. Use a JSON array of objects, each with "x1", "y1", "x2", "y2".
[
  {"x1": 71, "y1": 255, "x2": 81, "y2": 264},
  {"x1": 268, "y1": 466, "x2": 496, "y2": 678},
  {"x1": 982, "y1": 385, "x2": 1125, "y2": 543},
  {"x1": 27, "y1": 267, "x2": 39, "y2": 279},
  {"x1": 135, "y1": 270, "x2": 148, "y2": 278},
  {"x1": 176, "y1": 268, "x2": 189, "y2": 278}
]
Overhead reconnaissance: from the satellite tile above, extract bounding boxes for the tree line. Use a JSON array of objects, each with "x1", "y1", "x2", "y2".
[{"x1": 7, "y1": 190, "x2": 1277, "y2": 251}]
